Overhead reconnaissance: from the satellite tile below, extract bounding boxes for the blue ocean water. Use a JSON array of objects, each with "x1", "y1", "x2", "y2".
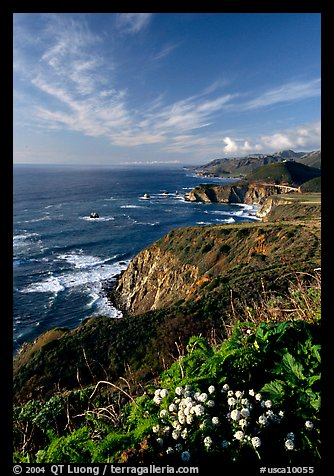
[{"x1": 13, "y1": 164, "x2": 259, "y2": 353}]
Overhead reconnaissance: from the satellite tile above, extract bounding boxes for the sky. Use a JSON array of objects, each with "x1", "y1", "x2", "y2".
[{"x1": 13, "y1": 13, "x2": 321, "y2": 165}]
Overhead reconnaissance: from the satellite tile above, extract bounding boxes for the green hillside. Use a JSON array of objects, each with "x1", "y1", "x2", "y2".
[{"x1": 247, "y1": 161, "x2": 320, "y2": 186}]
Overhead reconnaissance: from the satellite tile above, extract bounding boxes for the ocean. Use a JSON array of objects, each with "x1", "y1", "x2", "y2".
[{"x1": 13, "y1": 164, "x2": 260, "y2": 354}]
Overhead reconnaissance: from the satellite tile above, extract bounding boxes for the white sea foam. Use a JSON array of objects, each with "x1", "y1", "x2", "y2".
[
  {"x1": 24, "y1": 216, "x2": 51, "y2": 223},
  {"x1": 120, "y1": 205, "x2": 145, "y2": 209},
  {"x1": 58, "y1": 252, "x2": 118, "y2": 269},
  {"x1": 13, "y1": 232, "x2": 40, "y2": 242},
  {"x1": 81, "y1": 215, "x2": 115, "y2": 222},
  {"x1": 21, "y1": 254, "x2": 129, "y2": 295},
  {"x1": 215, "y1": 217, "x2": 235, "y2": 223}
]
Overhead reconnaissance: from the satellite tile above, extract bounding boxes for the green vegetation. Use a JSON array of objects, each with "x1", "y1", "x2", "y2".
[
  {"x1": 300, "y1": 177, "x2": 321, "y2": 193},
  {"x1": 247, "y1": 161, "x2": 320, "y2": 187},
  {"x1": 13, "y1": 274, "x2": 321, "y2": 465}
]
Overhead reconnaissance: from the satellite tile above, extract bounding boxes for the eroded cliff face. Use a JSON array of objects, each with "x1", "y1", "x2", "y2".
[
  {"x1": 114, "y1": 244, "x2": 201, "y2": 315},
  {"x1": 185, "y1": 183, "x2": 290, "y2": 205}
]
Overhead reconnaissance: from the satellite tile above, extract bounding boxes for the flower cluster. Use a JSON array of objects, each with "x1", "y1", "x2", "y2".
[{"x1": 149, "y1": 383, "x2": 316, "y2": 462}]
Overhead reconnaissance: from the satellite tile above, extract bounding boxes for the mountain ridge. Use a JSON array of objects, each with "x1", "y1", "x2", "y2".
[{"x1": 193, "y1": 150, "x2": 321, "y2": 177}]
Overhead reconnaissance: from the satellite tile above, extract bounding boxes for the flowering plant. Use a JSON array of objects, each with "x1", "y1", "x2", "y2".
[{"x1": 148, "y1": 382, "x2": 319, "y2": 464}]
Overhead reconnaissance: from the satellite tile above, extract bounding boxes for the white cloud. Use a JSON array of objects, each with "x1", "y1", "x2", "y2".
[
  {"x1": 242, "y1": 79, "x2": 320, "y2": 110},
  {"x1": 223, "y1": 137, "x2": 239, "y2": 153},
  {"x1": 260, "y1": 121, "x2": 321, "y2": 151},
  {"x1": 221, "y1": 121, "x2": 320, "y2": 156},
  {"x1": 115, "y1": 13, "x2": 152, "y2": 34}
]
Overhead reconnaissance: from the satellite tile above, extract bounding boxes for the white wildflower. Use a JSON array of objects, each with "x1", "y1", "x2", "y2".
[
  {"x1": 166, "y1": 447, "x2": 174, "y2": 455},
  {"x1": 249, "y1": 389, "x2": 255, "y2": 396},
  {"x1": 154, "y1": 389, "x2": 161, "y2": 397},
  {"x1": 208, "y1": 385, "x2": 215, "y2": 394},
  {"x1": 204, "y1": 436, "x2": 213, "y2": 447},
  {"x1": 181, "y1": 450, "x2": 191, "y2": 462},
  {"x1": 172, "y1": 429, "x2": 180, "y2": 440},
  {"x1": 255, "y1": 393, "x2": 262, "y2": 401},
  {"x1": 186, "y1": 414, "x2": 193, "y2": 425},
  {"x1": 178, "y1": 414, "x2": 186, "y2": 425},
  {"x1": 278, "y1": 410, "x2": 284, "y2": 418},
  {"x1": 240, "y1": 407, "x2": 250, "y2": 418},
  {"x1": 181, "y1": 428, "x2": 188, "y2": 439},
  {"x1": 241, "y1": 398, "x2": 249, "y2": 406},
  {"x1": 153, "y1": 395, "x2": 162, "y2": 405},
  {"x1": 265, "y1": 399, "x2": 272, "y2": 408},
  {"x1": 169, "y1": 403, "x2": 177, "y2": 412},
  {"x1": 235, "y1": 390, "x2": 244, "y2": 399},
  {"x1": 266, "y1": 410, "x2": 274, "y2": 419},
  {"x1": 193, "y1": 404, "x2": 205, "y2": 416},
  {"x1": 251, "y1": 437, "x2": 261, "y2": 448},
  {"x1": 222, "y1": 384, "x2": 230, "y2": 392},
  {"x1": 231, "y1": 409, "x2": 241, "y2": 421},
  {"x1": 160, "y1": 388, "x2": 168, "y2": 398},
  {"x1": 156, "y1": 437, "x2": 164, "y2": 447},
  {"x1": 172, "y1": 421, "x2": 182, "y2": 430},
  {"x1": 160, "y1": 409, "x2": 168, "y2": 419},
  {"x1": 175, "y1": 387, "x2": 183, "y2": 396},
  {"x1": 193, "y1": 392, "x2": 201, "y2": 400},
  {"x1": 234, "y1": 430, "x2": 244, "y2": 441},
  {"x1": 258, "y1": 415, "x2": 268, "y2": 426},
  {"x1": 163, "y1": 426, "x2": 171, "y2": 435},
  {"x1": 152, "y1": 425, "x2": 160, "y2": 433},
  {"x1": 212, "y1": 416, "x2": 219, "y2": 426},
  {"x1": 305, "y1": 420, "x2": 314, "y2": 430},
  {"x1": 207, "y1": 400, "x2": 215, "y2": 408},
  {"x1": 228, "y1": 397, "x2": 236, "y2": 406},
  {"x1": 199, "y1": 392, "x2": 208, "y2": 402},
  {"x1": 239, "y1": 418, "x2": 248, "y2": 429},
  {"x1": 227, "y1": 390, "x2": 234, "y2": 397},
  {"x1": 285, "y1": 439, "x2": 295, "y2": 450}
]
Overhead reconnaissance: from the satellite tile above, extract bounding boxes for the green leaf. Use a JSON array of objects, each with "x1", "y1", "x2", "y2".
[
  {"x1": 281, "y1": 351, "x2": 305, "y2": 383},
  {"x1": 261, "y1": 379, "x2": 286, "y2": 400}
]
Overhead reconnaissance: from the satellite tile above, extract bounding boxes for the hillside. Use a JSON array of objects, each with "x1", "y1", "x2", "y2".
[
  {"x1": 246, "y1": 160, "x2": 320, "y2": 186},
  {"x1": 14, "y1": 212, "x2": 320, "y2": 404},
  {"x1": 194, "y1": 150, "x2": 321, "y2": 177}
]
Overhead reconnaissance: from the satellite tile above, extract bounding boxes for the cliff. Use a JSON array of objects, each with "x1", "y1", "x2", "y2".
[
  {"x1": 114, "y1": 220, "x2": 320, "y2": 317},
  {"x1": 184, "y1": 182, "x2": 290, "y2": 205},
  {"x1": 114, "y1": 244, "x2": 200, "y2": 315}
]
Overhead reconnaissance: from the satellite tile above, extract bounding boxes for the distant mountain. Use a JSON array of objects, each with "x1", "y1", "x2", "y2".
[
  {"x1": 295, "y1": 150, "x2": 321, "y2": 169},
  {"x1": 194, "y1": 150, "x2": 321, "y2": 177}
]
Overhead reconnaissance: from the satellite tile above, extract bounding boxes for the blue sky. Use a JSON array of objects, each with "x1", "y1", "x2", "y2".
[{"x1": 13, "y1": 13, "x2": 321, "y2": 165}]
